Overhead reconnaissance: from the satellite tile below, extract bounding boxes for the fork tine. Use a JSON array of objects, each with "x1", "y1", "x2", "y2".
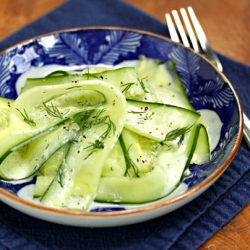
[
  {"x1": 166, "y1": 7, "x2": 223, "y2": 72},
  {"x1": 187, "y1": 7, "x2": 207, "y2": 52},
  {"x1": 165, "y1": 13, "x2": 180, "y2": 43},
  {"x1": 180, "y1": 8, "x2": 200, "y2": 53},
  {"x1": 171, "y1": 10, "x2": 190, "y2": 47}
]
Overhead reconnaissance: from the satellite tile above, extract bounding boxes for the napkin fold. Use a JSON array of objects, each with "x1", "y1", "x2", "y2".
[{"x1": 1, "y1": 0, "x2": 250, "y2": 249}]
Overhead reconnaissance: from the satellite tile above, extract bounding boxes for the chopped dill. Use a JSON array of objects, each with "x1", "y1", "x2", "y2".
[
  {"x1": 128, "y1": 111, "x2": 146, "y2": 114},
  {"x1": 16, "y1": 108, "x2": 36, "y2": 127},
  {"x1": 43, "y1": 102, "x2": 69, "y2": 119},
  {"x1": 57, "y1": 167, "x2": 64, "y2": 188},
  {"x1": 162, "y1": 125, "x2": 193, "y2": 147},
  {"x1": 82, "y1": 108, "x2": 116, "y2": 159},
  {"x1": 138, "y1": 77, "x2": 149, "y2": 93},
  {"x1": 123, "y1": 144, "x2": 140, "y2": 178},
  {"x1": 121, "y1": 82, "x2": 135, "y2": 93}
]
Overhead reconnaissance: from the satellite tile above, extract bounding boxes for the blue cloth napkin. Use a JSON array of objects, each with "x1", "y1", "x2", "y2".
[{"x1": 1, "y1": 0, "x2": 250, "y2": 249}]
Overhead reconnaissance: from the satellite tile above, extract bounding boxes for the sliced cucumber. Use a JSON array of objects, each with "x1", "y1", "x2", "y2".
[
  {"x1": 0, "y1": 96, "x2": 13, "y2": 111},
  {"x1": 0, "y1": 97, "x2": 14, "y2": 135},
  {"x1": 33, "y1": 175, "x2": 54, "y2": 198},
  {"x1": 33, "y1": 144, "x2": 71, "y2": 198},
  {"x1": 190, "y1": 124, "x2": 211, "y2": 164},
  {"x1": 34, "y1": 140, "x2": 126, "y2": 198},
  {"x1": 86, "y1": 67, "x2": 145, "y2": 98},
  {"x1": 0, "y1": 81, "x2": 111, "y2": 162},
  {"x1": 135, "y1": 56, "x2": 194, "y2": 110},
  {"x1": 125, "y1": 100, "x2": 200, "y2": 142},
  {"x1": 101, "y1": 140, "x2": 127, "y2": 178},
  {"x1": 95, "y1": 120, "x2": 200, "y2": 204},
  {"x1": 119, "y1": 128, "x2": 159, "y2": 176},
  {"x1": 39, "y1": 142, "x2": 71, "y2": 176},
  {"x1": 0, "y1": 120, "x2": 80, "y2": 181},
  {"x1": 40, "y1": 81, "x2": 127, "y2": 211},
  {"x1": 96, "y1": 165, "x2": 170, "y2": 204},
  {"x1": 22, "y1": 67, "x2": 146, "y2": 99}
]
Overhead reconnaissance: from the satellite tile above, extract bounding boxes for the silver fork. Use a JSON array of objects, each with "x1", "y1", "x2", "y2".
[{"x1": 165, "y1": 7, "x2": 250, "y2": 149}]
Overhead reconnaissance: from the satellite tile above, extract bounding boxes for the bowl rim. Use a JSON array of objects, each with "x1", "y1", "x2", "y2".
[{"x1": 0, "y1": 26, "x2": 244, "y2": 219}]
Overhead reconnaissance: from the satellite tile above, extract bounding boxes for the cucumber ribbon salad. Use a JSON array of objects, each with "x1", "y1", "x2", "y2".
[{"x1": 0, "y1": 56, "x2": 211, "y2": 211}]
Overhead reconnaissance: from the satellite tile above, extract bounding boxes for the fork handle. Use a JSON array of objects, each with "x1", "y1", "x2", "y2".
[{"x1": 203, "y1": 44, "x2": 223, "y2": 72}]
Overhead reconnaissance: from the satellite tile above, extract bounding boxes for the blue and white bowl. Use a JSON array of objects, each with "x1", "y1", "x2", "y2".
[{"x1": 0, "y1": 27, "x2": 243, "y2": 227}]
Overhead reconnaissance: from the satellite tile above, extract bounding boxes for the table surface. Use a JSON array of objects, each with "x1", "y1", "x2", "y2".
[{"x1": 1, "y1": 0, "x2": 250, "y2": 249}]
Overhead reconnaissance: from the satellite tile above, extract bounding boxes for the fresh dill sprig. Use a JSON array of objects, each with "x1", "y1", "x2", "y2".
[
  {"x1": 82, "y1": 108, "x2": 116, "y2": 159},
  {"x1": 128, "y1": 109, "x2": 155, "y2": 124},
  {"x1": 83, "y1": 139, "x2": 105, "y2": 159},
  {"x1": 121, "y1": 82, "x2": 135, "y2": 93},
  {"x1": 143, "y1": 111, "x2": 154, "y2": 121},
  {"x1": 99, "y1": 115, "x2": 116, "y2": 140},
  {"x1": 128, "y1": 111, "x2": 146, "y2": 114},
  {"x1": 57, "y1": 167, "x2": 64, "y2": 188},
  {"x1": 43, "y1": 102, "x2": 68, "y2": 119},
  {"x1": 123, "y1": 144, "x2": 140, "y2": 178},
  {"x1": 16, "y1": 108, "x2": 36, "y2": 127},
  {"x1": 162, "y1": 125, "x2": 193, "y2": 147},
  {"x1": 138, "y1": 77, "x2": 149, "y2": 93},
  {"x1": 85, "y1": 139, "x2": 105, "y2": 150},
  {"x1": 91, "y1": 108, "x2": 116, "y2": 139},
  {"x1": 136, "y1": 111, "x2": 155, "y2": 124}
]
